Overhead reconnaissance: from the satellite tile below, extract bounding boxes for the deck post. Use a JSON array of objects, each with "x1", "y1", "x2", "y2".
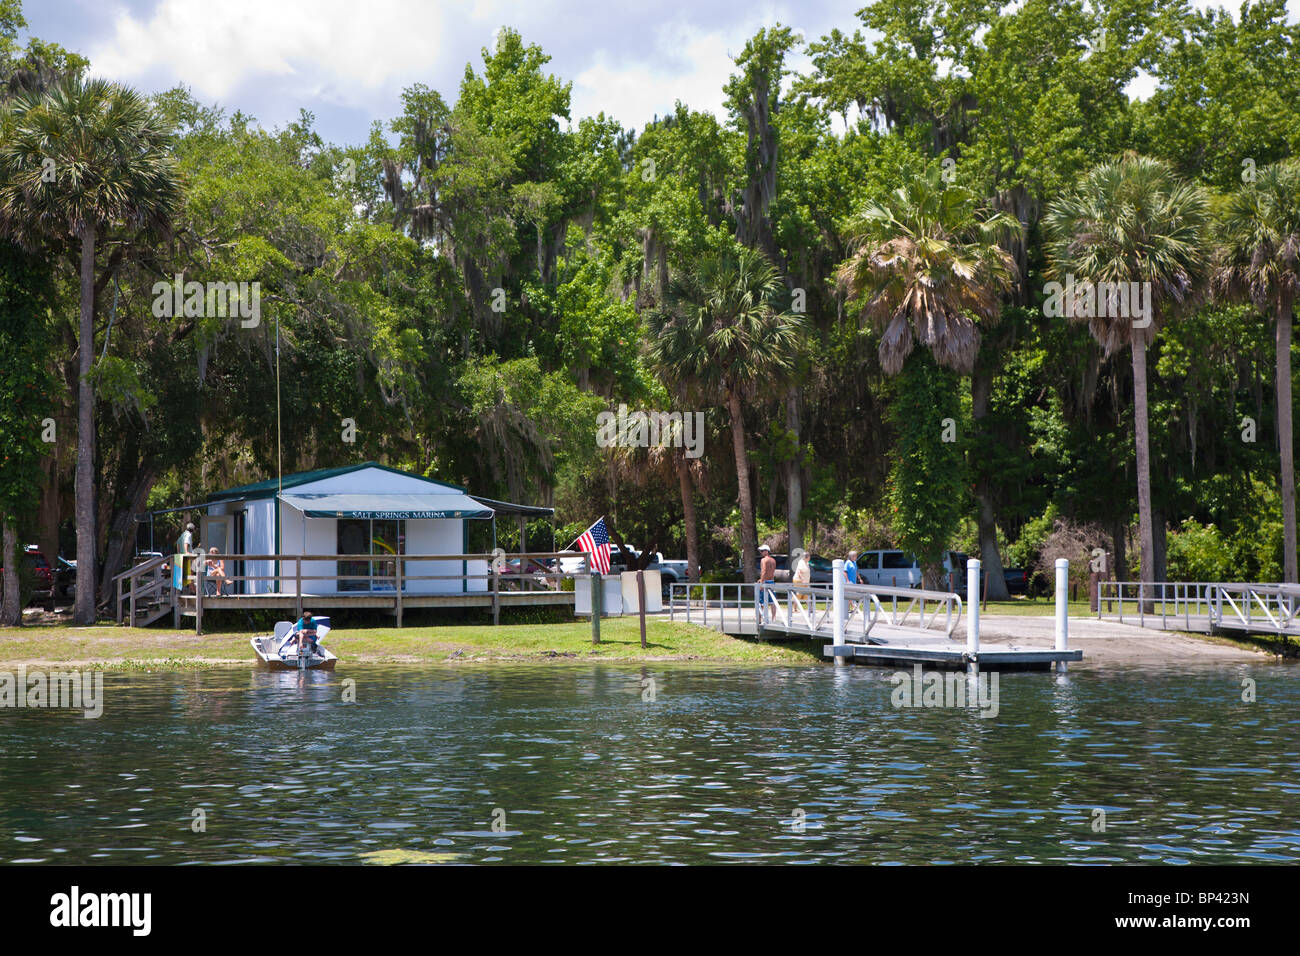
[
  {"x1": 832, "y1": 559, "x2": 846, "y2": 666},
  {"x1": 395, "y1": 554, "x2": 403, "y2": 628},
  {"x1": 295, "y1": 556, "x2": 303, "y2": 620},
  {"x1": 492, "y1": 560, "x2": 500, "y2": 627},
  {"x1": 195, "y1": 561, "x2": 204, "y2": 636},
  {"x1": 1055, "y1": 558, "x2": 1069, "y2": 655},
  {"x1": 966, "y1": 558, "x2": 981, "y2": 663},
  {"x1": 590, "y1": 572, "x2": 601, "y2": 644}
]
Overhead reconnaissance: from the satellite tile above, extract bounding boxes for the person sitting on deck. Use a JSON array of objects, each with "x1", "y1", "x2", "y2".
[
  {"x1": 204, "y1": 547, "x2": 227, "y2": 596},
  {"x1": 285, "y1": 611, "x2": 320, "y2": 656}
]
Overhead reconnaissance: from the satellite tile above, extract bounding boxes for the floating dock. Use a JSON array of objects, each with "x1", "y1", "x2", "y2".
[{"x1": 821, "y1": 629, "x2": 1082, "y2": 670}]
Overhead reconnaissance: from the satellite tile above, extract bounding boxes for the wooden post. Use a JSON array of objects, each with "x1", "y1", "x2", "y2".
[
  {"x1": 395, "y1": 553, "x2": 404, "y2": 628},
  {"x1": 492, "y1": 559, "x2": 500, "y2": 626},
  {"x1": 117, "y1": 577, "x2": 124, "y2": 625},
  {"x1": 195, "y1": 560, "x2": 204, "y2": 636},
  {"x1": 591, "y1": 572, "x2": 602, "y2": 644},
  {"x1": 295, "y1": 556, "x2": 303, "y2": 620}
]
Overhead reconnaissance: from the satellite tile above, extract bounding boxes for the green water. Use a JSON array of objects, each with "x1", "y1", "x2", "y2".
[{"x1": 1, "y1": 661, "x2": 1296, "y2": 864}]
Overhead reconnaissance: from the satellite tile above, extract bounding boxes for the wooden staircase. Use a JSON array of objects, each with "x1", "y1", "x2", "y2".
[{"x1": 114, "y1": 554, "x2": 176, "y2": 627}]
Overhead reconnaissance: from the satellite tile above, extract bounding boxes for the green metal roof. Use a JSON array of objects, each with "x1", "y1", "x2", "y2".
[{"x1": 207, "y1": 462, "x2": 467, "y2": 502}]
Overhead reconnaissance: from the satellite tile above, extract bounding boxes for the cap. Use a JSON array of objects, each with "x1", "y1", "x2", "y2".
[{"x1": 759, "y1": 544, "x2": 771, "y2": 552}]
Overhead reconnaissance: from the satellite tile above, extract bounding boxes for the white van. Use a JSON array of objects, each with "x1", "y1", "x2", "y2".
[{"x1": 855, "y1": 550, "x2": 969, "y2": 593}]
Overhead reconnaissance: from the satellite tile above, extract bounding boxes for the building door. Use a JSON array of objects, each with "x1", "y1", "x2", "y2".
[{"x1": 337, "y1": 519, "x2": 370, "y2": 592}]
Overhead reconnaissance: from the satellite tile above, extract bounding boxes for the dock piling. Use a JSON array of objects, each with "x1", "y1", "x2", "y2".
[
  {"x1": 832, "y1": 559, "x2": 846, "y2": 666},
  {"x1": 966, "y1": 558, "x2": 981, "y2": 663},
  {"x1": 1055, "y1": 558, "x2": 1069, "y2": 671}
]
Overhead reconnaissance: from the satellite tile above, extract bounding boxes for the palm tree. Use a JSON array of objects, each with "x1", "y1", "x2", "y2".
[
  {"x1": 0, "y1": 77, "x2": 180, "y2": 623},
  {"x1": 1214, "y1": 160, "x2": 1300, "y2": 582},
  {"x1": 607, "y1": 409, "x2": 706, "y2": 586},
  {"x1": 1044, "y1": 154, "x2": 1211, "y2": 592},
  {"x1": 837, "y1": 164, "x2": 1019, "y2": 587},
  {"x1": 647, "y1": 243, "x2": 804, "y2": 583}
]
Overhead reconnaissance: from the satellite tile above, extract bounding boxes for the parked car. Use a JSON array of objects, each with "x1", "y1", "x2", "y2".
[
  {"x1": 856, "y1": 549, "x2": 971, "y2": 593},
  {"x1": 560, "y1": 548, "x2": 688, "y2": 598},
  {"x1": 731, "y1": 552, "x2": 834, "y2": 585},
  {"x1": 857, "y1": 549, "x2": 922, "y2": 588},
  {"x1": 0, "y1": 546, "x2": 55, "y2": 609},
  {"x1": 1002, "y1": 566, "x2": 1028, "y2": 595},
  {"x1": 54, "y1": 554, "x2": 77, "y2": 603}
]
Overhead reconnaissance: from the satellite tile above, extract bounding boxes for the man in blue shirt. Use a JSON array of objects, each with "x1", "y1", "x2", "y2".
[
  {"x1": 844, "y1": 551, "x2": 861, "y2": 616},
  {"x1": 280, "y1": 611, "x2": 319, "y2": 656}
]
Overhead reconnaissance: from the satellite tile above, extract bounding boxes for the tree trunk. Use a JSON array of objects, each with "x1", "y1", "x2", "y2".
[
  {"x1": 74, "y1": 223, "x2": 97, "y2": 624},
  {"x1": 1, "y1": 521, "x2": 18, "y2": 626},
  {"x1": 1278, "y1": 293, "x2": 1296, "y2": 583},
  {"x1": 1112, "y1": 519, "x2": 1128, "y2": 581},
  {"x1": 784, "y1": 388, "x2": 802, "y2": 553},
  {"x1": 1152, "y1": 505, "x2": 1168, "y2": 581},
  {"x1": 728, "y1": 388, "x2": 758, "y2": 584},
  {"x1": 37, "y1": 451, "x2": 61, "y2": 566},
  {"x1": 674, "y1": 449, "x2": 700, "y2": 584},
  {"x1": 1131, "y1": 335, "x2": 1155, "y2": 591},
  {"x1": 971, "y1": 363, "x2": 1010, "y2": 600},
  {"x1": 97, "y1": 462, "x2": 157, "y2": 606}
]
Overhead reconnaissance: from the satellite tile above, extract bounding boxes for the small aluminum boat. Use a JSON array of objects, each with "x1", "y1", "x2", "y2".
[{"x1": 251, "y1": 619, "x2": 338, "y2": 670}]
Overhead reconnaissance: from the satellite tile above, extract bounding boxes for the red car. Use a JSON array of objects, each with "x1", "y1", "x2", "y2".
[{"x1": 0, "y1": 546, "x2": 55, "y2": 607}]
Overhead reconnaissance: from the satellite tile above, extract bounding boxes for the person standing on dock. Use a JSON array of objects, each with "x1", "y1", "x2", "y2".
[
  {"x1": 759, "y1": 544, "x2": 777, "y2": 622},
  {"x1": 175, "y1": 523, "x2": 195, "y2": 592},
  {"x1": 844, "y1": 550, "x2": 861, "y2": 616}
]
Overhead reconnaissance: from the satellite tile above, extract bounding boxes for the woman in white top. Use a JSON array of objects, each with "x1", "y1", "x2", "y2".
[{"x1": 792, "y1": 554, "x2": 811, "y2": 586}]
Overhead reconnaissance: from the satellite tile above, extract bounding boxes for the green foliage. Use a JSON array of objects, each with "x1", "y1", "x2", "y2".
[
  {"x1": 885, "y1": 353, "x2": 968, "y2": 568},
  {"x1": 0, "y1": 240, "x2": 52, "y2": 526},
  {"x1": 1165, "y1": 518, "x2": 1234, "y2": 583}
]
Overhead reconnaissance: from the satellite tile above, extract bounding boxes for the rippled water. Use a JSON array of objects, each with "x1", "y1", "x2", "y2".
[{"x1": 1, "y1": 661, "x2": 1297, "y2": 864}]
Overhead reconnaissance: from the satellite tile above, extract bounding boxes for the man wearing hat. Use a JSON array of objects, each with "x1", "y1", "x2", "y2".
[{"x1": 759, "y1": 544, "x2": 777, "y2": 622}]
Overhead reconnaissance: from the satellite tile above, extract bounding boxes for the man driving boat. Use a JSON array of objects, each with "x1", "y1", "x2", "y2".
[{"x1": 281, "y1": 611, "x2": 320, "y2": 657}]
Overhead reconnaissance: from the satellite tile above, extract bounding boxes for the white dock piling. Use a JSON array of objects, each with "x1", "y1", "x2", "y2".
[
  {"x1": 1055, "y1": 559, "x2": 1069, "y2": 651},
  {"x1": 832, "y1": 559, "x2": 846, "y2": 666},
  {"x1": 966, "y1": 557, "x2": 981, "y2": 661}
]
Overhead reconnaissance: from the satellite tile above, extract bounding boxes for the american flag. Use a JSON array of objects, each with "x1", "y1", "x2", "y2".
[{"x1": 575, "y1": 517, "x2": 611, "y2": 574}]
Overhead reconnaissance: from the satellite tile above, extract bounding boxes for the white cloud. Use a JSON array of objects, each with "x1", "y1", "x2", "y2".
[{"x1": 87, "y1": 0, "x2": 447, "y2": 106}]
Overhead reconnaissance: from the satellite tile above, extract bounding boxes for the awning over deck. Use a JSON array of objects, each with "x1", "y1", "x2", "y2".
[{"x1": 279, "y1": 492, "x2": 495, "y2": 520}]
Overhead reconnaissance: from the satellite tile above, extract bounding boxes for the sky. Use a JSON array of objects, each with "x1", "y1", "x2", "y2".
[{"x1": 19, "y1": 0, "x2": 1300, "y2": 146}]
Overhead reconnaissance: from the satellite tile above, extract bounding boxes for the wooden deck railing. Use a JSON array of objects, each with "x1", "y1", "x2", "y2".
[{"x1": 115, "y1": 551, "x2": 589, "y2": 630}]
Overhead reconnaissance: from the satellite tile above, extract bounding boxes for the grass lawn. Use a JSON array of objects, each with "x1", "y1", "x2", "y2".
[
  {"x1": 0, "y1": 617, "x2": 824, "y2": 668},
  {"x1": 978, "y1": 598, "x2": 1097, "y2": 616}
]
